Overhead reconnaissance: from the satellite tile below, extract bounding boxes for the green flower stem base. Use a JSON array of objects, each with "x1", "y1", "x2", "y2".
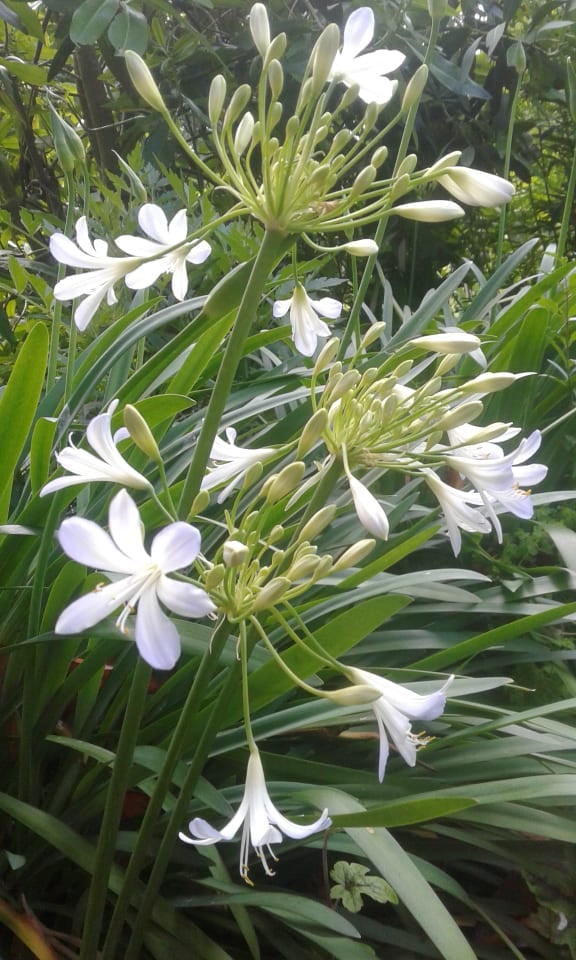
[{"x1": 178, "y1": 228, "x2": 290, "y2": 520}]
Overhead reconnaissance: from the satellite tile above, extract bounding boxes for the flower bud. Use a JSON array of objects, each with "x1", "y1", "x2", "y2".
[
  {"x1": 268, "y1": 524, "x2": 285, "y2": 544},
  {"x1": 461, "y1": 372, "x2": 520, "y2": 394},
  {"x1": 123, "y1": 405, "x2": 161, "y2": 462},
  {"x1": 310, "y1": 23, "x2": 340, "y2": 96},
  {"x1": 350, "y1": 165, "x2": 377, "y2": 199},
  {"x1": 288, "y1": 554, "x2": 320, "y2": 581},
  {"x1": 401, "y1": 64, "x2": 429, "y2": 112},
  {"x1": 331, "y1": 539, "x2": 376, "y2": 572},
  {"x1": 392, "y1": 200, "x2": 465, "y2": 221},
  {"x1": 268, "y1": 59, "x2": 284, "y2": 99},
  {"x1": 298, "y1": 504, "x2": 337, "y2": 542},
  {"x1": 223, "y1": 540, "x2": 250, "y2": 567},
  {"x1": 388, "y1": 172, "x2": 411, "y2": 202},
  {"x1": 326, "y1": 369, "x2": 361, "y2": 403},
  {"x1": 263, "y1": 462, "x2": 306, "y2": 503},
  {"x1": 49, "y1": 104, "x2": 85, "y2": 173},
  {"x1": 314, "y1": 337, "x2": 340, "y2": 374},
  {"x1": 438, "y1": 167, "x2": 515, "y2": 207},
  {"x1": 427, "y1": 0, "x2": 447, "y2": 19},
  {"x1": 337, "y1": 82, "x2": 361, "y2": 111},
  {"x1": 312, "y1": 555, "x2": 333, "y2": 581},
  {"x1": 362, "y1": 102, "x2": 379, "y2": 134},
  {"x1": 359, "y1": 323, "x2": 386, "y2": 351},
  {"x1": 426, "y1": 151, "x2": 462, "y2": 177},
  {"x1": 411, "y1": 331, "x2": 481, "y2": 354},
  {"x1": 234, "y1": 111, "x2": 255, "y2": 157},
  {"x1": 371, "y1": 145, "x2": 388, "y2": 168},
  {"x1": 189, "y1": 490, "x2": 210, "y2": 517},
  {"x1": 395, "y1": 154, "x2": 418, "y2": 177},
  {"x1": 268, "y1": 101, "x2": 283, "y2": 131},
  {"x1": 265, "y1": 32, "x2": 287, "y2": 64},
  {"x1": 242, "y1": 461, "x2": 264, "y2": 490},
  {"x1": 209, "y1": 75, "x2": 227, "y2": 126},
  {"x1": 328, "y1": 684, "x2": 382, "y2": 706},
  {"x1": 223, "y1": 84, "x2": 252, "y2": 129},
  {"x1": 250, "y1": 3, "x2": 271, "y2": 58},
  {"x1": 252, "y1": 576, "x2": 291, "y2": 611},
  {"x1": 125, "y1": 51, "x2": 167, "y2": 113},
  {"x1": 298, "y1": 408, "x2": 328, "y2": 456},
  {"x1": 205, "y1": 564, "x2": 225, "y2": 589},
  {"x1": 344, "y1": 239, "x2": 379, "y2": 257},
  {"x1": 436, "y1": 400, "x2": 484, "y2": 432}
]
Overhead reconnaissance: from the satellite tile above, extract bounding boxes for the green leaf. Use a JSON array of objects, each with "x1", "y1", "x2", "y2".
[
  {"x1": 30, "y1": 417, "x2": 58, "y2": 495},
  {"x1": 0, "y1": 323, "x2": 48, "y2": 522},
  {"x1": 70, "y1": 0, "x2": 120, "y2": 45},
  {"x1": 330, "y1": 796, "x2": 477, "y2": 829},
  {"x1": 1, "y1": 0, "x2": 44, "y2": 38},
  {"x1": 0, "y1": 58, "x2": 48, "y2": 85},
  {"x1": 108, "y1": 5, "x2": 148, "y2": 54}
]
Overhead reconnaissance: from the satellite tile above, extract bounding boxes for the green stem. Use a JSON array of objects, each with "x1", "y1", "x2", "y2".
[
  {"x1": 293, "y1": 456, "x2": 341, "y2": 541},
  {"x1": 46, "y1": 170, "x2": 76, "y2": 392},
  {"x1": 495, "y1": 69, "x2": 524, "y2": 269},
  {"x1": 123, "y1": 624, "x2": 242, "y2": 960},
  {"x1": 178, "y1": 229, "x2": 289, "y2": 519},
  {"x1": 79, "y1": 656, "x2": 151, "y2": 960},
  {"x1": 240, "y1": 620, "x2": 257, "y2": 751},
  {"x1": 102, "y1": 618, "x2": 233, "y2": 960},
  {"x1": 556, "y1": 139, "x2": 576, "y2": 263},
  {"x1": 338, "y1": 21, "x2": 440, "y2": 359}
]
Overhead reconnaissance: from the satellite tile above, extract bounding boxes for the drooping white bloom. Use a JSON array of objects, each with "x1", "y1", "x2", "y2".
[
  {"x1": 347, "y1": 473, "x2": 389, "y2": 540},
  {"x1": 55, "y1": 490, "x2": 214, "y2": 670},
  {"x1": 391, "y1": 200, "x2": 465, "y2": 222},
  {"x1": 411, "y1": 330, "x2": 481, "y2": 354},
  {"x1": 438, "y1": 167, "x2": 515, "y2": 207},
  {"x1": 51, "y1": 217, "x2": 136, "y2": 331},
  {"x1": 41, "y1": 400, "x2": 151, "y2": 497},
  {"x1": 179, "y1": 749, "x2": 331, "y2": 882},
  {"x1": 273, "y1": 284, "x2": 342, "y2": 356},
  {"x1": 115, "y1": 203, "x2": 211, "y2": 300},
  {"x1": 201, "y1": 427, "x2": 277, "y2": 503},
  {"x1": 328, "y1": 7, "x2": 405, "y2": 105},
  {"x1": 343, "y1": 239, "x2": 379, "y2": 256},
  {"x1": 349, "y1": 667, "x2": 453, "y2": 780},
  {"x1": 424, "y1": 468, "x2": 492, "y2": 556}
]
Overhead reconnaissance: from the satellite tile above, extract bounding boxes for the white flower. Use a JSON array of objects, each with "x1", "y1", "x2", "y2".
[
  {"x1": 328, "y1": 7, "x2": 405, "y2": 105},
  {"x1": 41, "y1": 400, "x2": 151, "y2": 496},
  {"x1": 411, "y1": 330, "x2": 481, "y2": 354},
  {"x1": 179, "y1": 749, "x2": 331, "y2": 882},
  {"x1": 201, "y1": 427, "x2": 277, "y2": 503},
  {"x1": 347, "y1": 473, "x2": 389, "y2": 540},
  {"x1": 391, "y1": 200, "x2": 465, "y2": 222},
  {"x1": 273, "y1": 284, "x2": 342, "y2": 356},
  {"x1": 424, "y1": 468, "x2": 492, "y2": 556},
  {"x1": 349, "y1": 667, "x2": 452, "y2": 780},
  {"x1": 54, "y1": 490, "x2": 215, "y2": 670},
  {"x1": 115, "y1": 203, "x2": 211, "y2": 301},
  {"x1": 50, "y1": 217, "x2": 136, "y2": 331},
  {"x1": 343, "y1": 239, "x2": 379, "y2": 256},
  {"x1": 438, "y1": 167, "x2": 515, "y2": 207}
]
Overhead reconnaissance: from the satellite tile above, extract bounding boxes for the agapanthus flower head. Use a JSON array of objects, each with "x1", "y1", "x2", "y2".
[
  {"x1": 41, "y1": 399, "x2": 151, "y2": 497},
  {"x1": 179, "y1": 749, "x2": 331, "y2": 883},
  {"x1": 55, "y1": 490, "x2": 214, "y2": 670},
  {"x1": 273, "y1": 284, "x2": 342, "y2": 356},
  {"x1": 349, "y1": 668, "x2": 453, "y2": 780},
  {"x1": 201, "y1": 427, "x2": 278, "y2": 503},
  {"x1": 328, "y1": 7, "x2": 405, "y2": 104}
]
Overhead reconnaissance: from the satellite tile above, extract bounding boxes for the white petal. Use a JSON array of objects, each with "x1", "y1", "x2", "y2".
[
  {"x1": 135, "y1": 588, "x2": 181, "y2": 670},
  {"x1": 55, "y1": 578, "x2": 133, "y2": 634},
  {"x1": 50, "y1": 233, "x2": 100, "y2": 269},
  {"x1": 273, "y1": 297, "x2": 292, "y2": 319},
  {"x1": 57, "y1": 517, "x2": 136, "y2": 573},
  {"x1": 266, "y1": 801, "x2": 331, "y2": 839},
  {"x1": 171, "y1": 260, "x2": 189, "y2": 301},
  {"x1": 115, "y1": 235, "x2": 162, "y2": 257},
  {"x1": 374, "y1": 709, "x2": 390, "y2": 781},
  {"x1": 185, "y1": 240, "x2": 211, "y2": 265},
  {"x1": 167, "y1": 208, "x2": 188, "y2": 244},
  {"x1": 151, "y1": 522, "x2": 201, "y2": 572},
  {"x1": 156, "y1": 576, "x2": 215, "y2": 618},
  {"x1": 342, "y1": 7, "x2": 374, "y2": 59},
  {"x1": 313, "y1": 297, "x2": 342, "y2": 319},
  {"x1": 74, "y1": 287, "x2": 110, "y2": 331},
  {"x1": 108, "y1": 490, "x2": 149, "y2": 563},
  {"x1": 124, "y1": 257, "x2": 169, "y2": 291},
  {"x1": 138, "y1": 203, "x2": 170, "y2": 243},
  {"x1": 348, "y1": 475, "x2": 389, "y2": 539}
]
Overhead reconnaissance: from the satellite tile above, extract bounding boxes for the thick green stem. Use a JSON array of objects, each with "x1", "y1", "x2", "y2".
[
  {"x1": 102, "y1": 618, "x2": 233, "y2": 960},
  {"x1": 338, "y1": 20, "x2": 440, "y2": 359},
  {"x1": 46, "y1": 170, "x2": 76, "y2": 392},
  {"x1": 123, "y1": 626, "x2": 242, "y2": 960},
  {"x1": 178, "y1": 229, "x2": 289, "y2": 519},
  {"x1": 79, "y1": 656, "x2": 151, "y2": 960},
  {"x1": 495, "y1": 69, "x2": 524, "y2": 269},
  {"x1": 556, "y1": 139, "x2": 576, "y2": 263}
]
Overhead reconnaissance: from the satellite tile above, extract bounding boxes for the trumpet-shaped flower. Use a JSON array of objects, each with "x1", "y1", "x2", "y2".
[
  {"x1": 438, "y1": 167, "x2": 515, "y2": 207},
  {"x1": 201, "y1": 427, "x2": 277, "y2": 503},
  {"x1": 54, "y1": 490, "x2": 214, "y2": 670},
  {"x1": 273, "y1": 284, "x2": 342, "y2": 356},
  {"x1": 50, "y1": 217, "x2": 136, "y2": 331},
  {"x1": 424, "y1": 468, "x2": 492, "y2": 556},
  {"x1": 41, "y1": 400, "x2": 151, "y2": 496},
  {"x1": 328, "y1": 7, "x2": 405, "y2": 104},
  {"x1": 349, "y1": 667, "x2": 452, "y2": 780},
  {"x1": 179, "y1": 749, "x2": 331, "y2": 882},
  {"x1": 115, "y1": 203, "x2": 211, "y2": 300},
  {"x1": 347, "y1": 473, "x2": 389, "y2": 540}
]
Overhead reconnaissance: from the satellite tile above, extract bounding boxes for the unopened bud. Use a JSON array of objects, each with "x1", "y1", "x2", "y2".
[
  {"x1": 209, "y1": 75, "x2": 227, "y2": 126},
  {"x1": 388, "y1": 172, "x2": 411, "y2": 202},
  {"x1": 337, "y1": 82, "x2": 361, "y2": 111},
  {"x1": 234, "y1": 112, "x2": 255, "y2": 157},
  {"x1": 263, "y1": 462, "x2": 306, "y2": 503},
  {"x1": 298, "y1": 408, "x2": 328, "y2": 456},
  {"x1": 268, "y1": 524, "x2": 285, "y2": 544},
  {"x1": 314, "y1": 337, "x2": 340, "y2": 374},
  {"x1": 268, "y1": 101, "x2": 283, "y2": 131},
  {"x1": 392, "y1": 200, "x2": 465, "y2": 222},
  {"x1": 427, "y1": 0, "x2": 447, "y2": 19},
  {"x1": 223, "y1": 84, "x2": 252, "y2": 128},
  {"x1": 288, "y1": 554, "x2": 320, "y2": 581},
  {"x1": 329, "y1": 684, "x2": 382, "y2": 706},
  {"x1": 250, "y1": 3, "x2": 271, "y2": 58},
  {"x1": 312, "y1": 555, "x2": 334, "y2": 580},
  {"x1": 396, "y1": 154, "x2": 418, "y2": 177},
  {"x1": 49, "y1": 103, "x2": 85, "y2": 173},
  {"x1": 252, "y1": 576, "x2": 291, "y2": 611},
  {"x1": 223, "y1": 539, "x2": 250, "y2": 567},
  {"x1": 205, "y1": 564, "x2": 225, "y2": 589},
  {"x1": 123, "y1": 405, "x2": 160, "y2": 462},
  {"x1": 343, "y1": 239, "x2": 379, "y2": 257},
  {"x1": 268, "y1": 59, "x2": 284, "y2": 99},
  {"x1": 310, "y1": 23, "x2": 340, "y2": 95},
  {"x1": 264, "y1": 31, "x2": 287, "y2": 65},
  {"x1": 189, "y1": 490, "x2": 210, "y2": 517},
  {"x1": 359, "y1": 322, "x2": 386, "y2": 351},
  {"x1": 371, "y1": 145, "x2": 388, "y2": 168},
  {"x1": 331, "y1": 539, "x2": 376, "y2": 571},
  {"x1": 462, "y1": 371, "x2": 521, "y2": 394},
  {"x1": 299, "y1": 504, "x2": 337, "y2": 542},
  {"x1": 401, "y1": 64, "x2": 429, "y2": 112},
  {"x1": 242, "y1": 461, "x2": 264, "y2": 490},
  {"x1": 436, "y1": 400, "x2": 484, "y2": 432},
  {"x1": 411, "y1": 331, "x2": 481, "y2": 354},
  {"x1": 426, "y1": 151, "x2": 462, "y2": 177},
  {"x1": 125, "y1": 51, "x2": 166, "y2": 113},
  {"x1": 362, "y1": 102, "x2": 379, "y2": 134},
  {"x1": 326, "y1": 369, "x2": 361, "y2": 403},
  {"x1": 350, "y1": 165, "x2": 377, "y2": 199}
]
